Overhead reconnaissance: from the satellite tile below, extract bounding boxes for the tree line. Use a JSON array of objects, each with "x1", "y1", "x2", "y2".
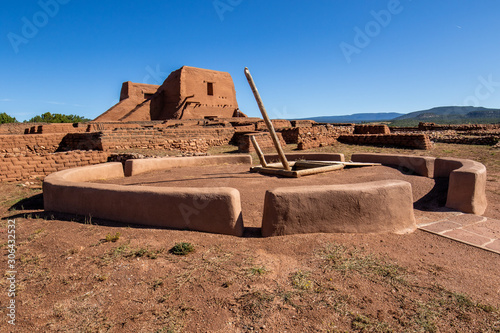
[{"x1": 0, "y1": 112, "x2": 90, "y2": 124}]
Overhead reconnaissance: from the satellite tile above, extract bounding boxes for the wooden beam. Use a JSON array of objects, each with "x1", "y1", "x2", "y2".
[
  {"x1": 244, "y1": 67, "x2": 291, "y2": 171},
  {"x1": 295, "y1": 164, "x2": 345, "y2": 176},
  {"x1": 250, "y1": 135, "x2": 268, "y2": 167}
]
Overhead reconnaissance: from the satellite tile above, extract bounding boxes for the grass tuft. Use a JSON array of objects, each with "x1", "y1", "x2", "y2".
[
  {"x1": 290, "y1": 270, "x2": 312, "y2": 290},
  {"x1": 248, "y1": 266, "x2": 268, "y2": 276},
  {"x1": 169, "y1": 242, "x2": 195, "y2": 256},
  {"x1": 104, "y1": 232, "x2": 121, "y2": 243}
]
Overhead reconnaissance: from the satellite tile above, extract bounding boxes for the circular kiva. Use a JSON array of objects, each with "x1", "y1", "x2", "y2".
[{"x1": 42, "y1": 153, "x2": 487, "y2": 237}]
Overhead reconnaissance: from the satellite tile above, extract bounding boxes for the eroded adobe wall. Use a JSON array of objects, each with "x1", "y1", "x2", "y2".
[
  {"x1": 0, "y1": 150, "x2": 110, "y2": 182},
  {"x1": 238, "y1": 132, "x2": 287, "y2": 153},
  {"x1": 354, "y1": 124, "x2": 391, "y2": 134},
  {"x1": 418, "y1": 122, "x2": 500, "y2": 131},
  {"x1": 26, "y1": 123, "x2": 88, "y2": 134},
  {"x1": 428, "y1": 133, "x2": 499, "y2": 145},
  {"x1": 279, "y1": 125, "x2": 355, "y2": 150},
  {"x1": 0, "y1": 133, "x2": 68, "y2": 154},
  {"x1": 255, "y1": 120, "x2": 292, "y2": 131},
  {"x1": 0, "y1": 123, "x2": 50, "y2": 135},
  {"x1": 99, "y1": 127, "x2": 236, "y2": 153},
  {"x1": 338, "y1": 134, "x2": 433, "y2": 150}
]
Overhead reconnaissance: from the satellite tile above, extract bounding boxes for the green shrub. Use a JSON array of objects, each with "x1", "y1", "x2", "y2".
[{"x1": 169, "y1": 242, "x2": 195, "y2": 256}]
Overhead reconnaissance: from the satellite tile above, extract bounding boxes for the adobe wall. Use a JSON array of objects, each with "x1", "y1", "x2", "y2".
[
  {"x1": 150, "y1": 66, "x2": 240, "y2": 121},
  {"x1": 354, "y1": 124, "x2": 391, "y2": 134},
  {"x1": 391, "y1": 122, "x2": 500, "y2": 146},
  {"x1": 26, "y1": 123, "x2": 88, "y2": 134},
  {"x1": 418, "y1": 122, "x2": 500, "y2": 131},
  {"x1": 99, "y1": 127, "x2": 235, "y2": 152},
  {"x1": 43, "y1": 160, "x2": 244, "y2": 236},
  {"x1": 0, "y1": 150, "x2": 110, "y2": 182},
  {"x1": 434, "y1": 158, "x2": 487, "y2": 215},
  {"x1": 280, "y1": 125, "x2": 349, "y2": 145},
  {"x1": 338, "y1": 134, "x2": 433, "y2": 150},
  {"x1": 237, "y1": 132, "x2": 287, "y2": 153},
  {"x1": 0, "y1": 133, "x2": 68, "y2": 154},
  {"x1": 0, "y1": 122, "x2": 239, "y2": 182},
  {"x1": 429, "y1": 135, "x2": 499, "y2": 145},
  {"x1": 351, "y1": 153, "x2": 435, "y2": 177},
  {"x1": 261, "y1": 180, "x2": 416, "y2": 236},
  {"x1": 351, "y1": 153, "x2": 487, "y2": 215},
  {"x1": 0, "y1": 123, "x2": 50, "y2": 135},
  {"x1": 290, "y1": 120, "x2": 316, "y2": 127},
  {"x1": 296, "y1": 125, "x2": 355, "y2": 150},
  {"x1": 41, "y1": 153, "x2": 487, "y2": 236},
  {"x1": 124, "y1": 155, "x2": 252, "y2": 177},
  {"x1": 94, "y1": 82, "x2": 160, "y2": 122},
  {"x1": 255, "y1": 119, "x2": 292, "y2": 131}
]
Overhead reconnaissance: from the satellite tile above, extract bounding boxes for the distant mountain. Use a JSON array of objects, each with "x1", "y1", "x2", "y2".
[
  {"x1": 290, "y1": 107, "x2": 500, "y2": 125},
  {"x1": 390, "y1": 106, "x2": 500, "y2": 126},
  {"x1": 292, "y1": 112, "x2": 404, "y2": 123},
  {"x1": 393, "y1": 106, "x2": 499, "y2": 120}
]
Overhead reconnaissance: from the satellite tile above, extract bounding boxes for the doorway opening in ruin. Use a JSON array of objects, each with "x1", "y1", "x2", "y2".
[{"x1": 207, "y1": 82, "x2": 214, "y2": 96}]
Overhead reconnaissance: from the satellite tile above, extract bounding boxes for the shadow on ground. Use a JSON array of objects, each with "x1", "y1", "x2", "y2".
[{"x1": 414, "y1": 177, "x2": 449, "y2": 211}]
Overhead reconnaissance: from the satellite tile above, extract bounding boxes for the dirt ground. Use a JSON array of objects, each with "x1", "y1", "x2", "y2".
[{"x1": 1, "y1": 143, "x2": 499, "y2": 332}]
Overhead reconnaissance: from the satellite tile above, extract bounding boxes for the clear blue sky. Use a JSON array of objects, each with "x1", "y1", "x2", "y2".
[{"x1": 1, "y1": 0, "x2": 500, "y2": 121}]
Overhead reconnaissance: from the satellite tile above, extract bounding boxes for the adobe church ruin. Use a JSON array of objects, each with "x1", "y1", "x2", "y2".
[{"x1": 95, "y1": 66, "x2": 246, "y2": 122}]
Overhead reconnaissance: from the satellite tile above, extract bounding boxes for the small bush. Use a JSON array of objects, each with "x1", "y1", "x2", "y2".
[
  {"x1": 104, "y1": 232, "x2": 121, "y2": 243},
  {"x1": 169, "y1": 242, "x2": 195, "y2": 256}
]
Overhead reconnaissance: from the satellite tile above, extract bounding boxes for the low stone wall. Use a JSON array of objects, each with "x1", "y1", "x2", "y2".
[
  {"x1": 100, "y1": 127, "x2": 235, "y2": 152},
  {"x1": 262, "y1": 180, "x2": 416, "y2": 236},
  {"x1": 43, "y1": 161, "x2": 244, "y2": 236},
  {"x1": 0, "y1": 150, "x2": 110, "y2": 182},
  {"x1": 280, "y1": 125, "x2": 354, "y2": 148},
  {"x1": 428, "y1": 133, "x2": 499, "y2": 146},
  {"x1": 0, "y1": 123, "x2": 49, "y2": 135},
  {"x1": 291, "y1": 120, "x2": 316, "y2": 127},
  {"x1": 434, "y1": 158, "x2": 487, "y2": 215},
  {"x1": 255, "y1": 119, "x2": 291, "y2": 131},
  {"x1": 27, "y1": 123, "x2": 88, "y2": 134},
  {"x1": 0, "y1": 133, "x2": 67, "y2": 154},
  {"x1": 338, "y1": 134, "x2": 433, "y2": 150},
  {"x1": 354, "y1": 124, "x2": 391, "y2": 134},
  {"x1": 238, "y1": 132, "x2": 287, "y2": 153},
  {"x1": 418, "y1": 122, "x2": 500, "y2": 131}
]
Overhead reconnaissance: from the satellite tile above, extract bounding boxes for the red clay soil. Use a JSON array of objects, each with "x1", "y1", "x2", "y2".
[{"x1": 1, "y1": 164, "x2": 499, "y2": 332}]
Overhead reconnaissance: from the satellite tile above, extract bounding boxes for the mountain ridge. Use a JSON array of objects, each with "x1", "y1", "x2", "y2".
[{"x1": 290, "y1": 106, "x2": 500, "y2": 124}]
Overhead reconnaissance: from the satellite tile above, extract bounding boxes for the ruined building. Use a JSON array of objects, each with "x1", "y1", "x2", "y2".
[{"x1": 94, "y1": 66, "x2": 246, "y2": 122}]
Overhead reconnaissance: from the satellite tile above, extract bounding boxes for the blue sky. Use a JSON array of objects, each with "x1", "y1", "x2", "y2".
[{"x1": 1, "y1": 0, "x2": 500, "y2": 121}]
